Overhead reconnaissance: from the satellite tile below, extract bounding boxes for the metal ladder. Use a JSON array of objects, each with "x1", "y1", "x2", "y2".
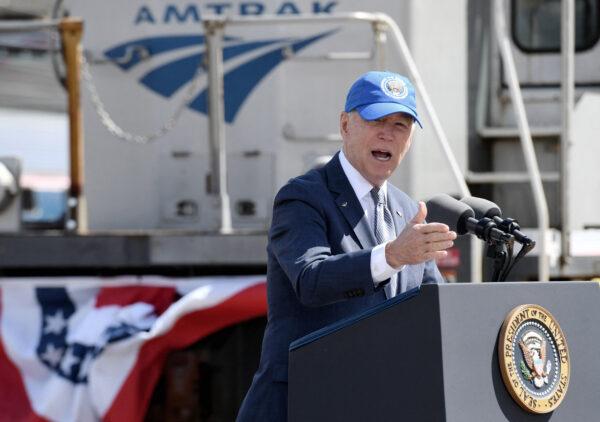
[{"x1": 463, "y1": 0, "x2": 576, "y2": 281}]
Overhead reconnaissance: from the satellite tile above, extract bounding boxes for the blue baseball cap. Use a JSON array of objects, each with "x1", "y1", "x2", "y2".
[{"x1": 344, "y1": 71, "x2": 422, "y2": 127}]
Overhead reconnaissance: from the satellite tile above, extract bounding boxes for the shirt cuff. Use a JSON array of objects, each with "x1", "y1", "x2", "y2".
[{"x1": 371, "y1": 241, "x2": 405, "y2": 285}]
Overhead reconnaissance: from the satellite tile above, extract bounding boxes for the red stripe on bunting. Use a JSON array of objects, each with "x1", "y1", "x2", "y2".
[
  {"x1": 103, "y1": 281, "x2": 267, "y2": 422},
  {"x1": 0, "y1": 288, "x2": 48, "y2": 422}
]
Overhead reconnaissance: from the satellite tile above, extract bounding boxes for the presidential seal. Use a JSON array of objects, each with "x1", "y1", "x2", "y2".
[
  {"x1": 498, "y1": 304, "x2": 570, "y2": 414},
  {"x1": 380, "y1": 76, "x2": 408, "y2": 99}
]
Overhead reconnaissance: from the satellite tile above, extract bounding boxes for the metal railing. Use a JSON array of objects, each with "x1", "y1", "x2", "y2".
[
  {"x1": 204, "y1": 20, "x2": 232, "y2": 234},
  {"x1": 492, "y1": 0, "x2": 550, "y2": 281},
  {"x1": 560, "y1": 0, "x2": 575, "y2": 268}
]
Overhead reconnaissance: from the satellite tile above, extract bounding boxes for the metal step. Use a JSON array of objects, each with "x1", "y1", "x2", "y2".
[
  {"x1": 478, "y1": 126, "x2": 561, "y2": 139},
  {"x1": 466, "y1": 171, "x2": 559, "y2": 184}
]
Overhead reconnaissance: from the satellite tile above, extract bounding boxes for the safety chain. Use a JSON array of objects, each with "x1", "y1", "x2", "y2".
[{"x1": 80, "y1": 53, "x2": 205, "y2": 144}]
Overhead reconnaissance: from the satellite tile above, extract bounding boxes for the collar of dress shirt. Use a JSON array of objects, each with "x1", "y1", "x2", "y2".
[{"x1": 338, "y1": 149, "x2": 388, "y2": 202}]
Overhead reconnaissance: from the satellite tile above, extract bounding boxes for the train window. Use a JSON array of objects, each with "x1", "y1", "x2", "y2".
[{"x1": 512, "y1": 0, "x2": 600, "y2": 52}]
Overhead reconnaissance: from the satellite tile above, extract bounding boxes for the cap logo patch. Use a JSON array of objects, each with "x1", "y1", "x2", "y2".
[{"x1": 381, "y1": 77, "x2": 408, "y2": 99}]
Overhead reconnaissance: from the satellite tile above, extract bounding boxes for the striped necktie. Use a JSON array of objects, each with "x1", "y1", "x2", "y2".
[{"x1": 370, "y1": 187, "x2": 397, "y2": 298}]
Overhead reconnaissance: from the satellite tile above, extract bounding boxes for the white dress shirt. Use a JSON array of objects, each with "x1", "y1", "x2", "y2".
[{"x1": 338, "y1": 150, "x2": 403, "y2": 287}]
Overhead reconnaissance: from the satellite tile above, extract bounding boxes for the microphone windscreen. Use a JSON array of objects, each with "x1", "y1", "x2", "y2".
[
  {"x1": 425, "y1": 194, "x2": 474, "y2": 234},
  {"x1": 461, "y1": 196, "x2": 502, "y2": 219}
]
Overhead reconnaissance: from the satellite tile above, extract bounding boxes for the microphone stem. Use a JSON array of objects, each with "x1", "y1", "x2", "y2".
[
  {"x1": 466, "y1": 217, "x2": 512, "y2": 243},
  {"x1": 492, "y1": 216, "x2": 534, "y2": 245}
]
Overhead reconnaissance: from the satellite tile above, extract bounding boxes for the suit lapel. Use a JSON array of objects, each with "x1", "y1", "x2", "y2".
[
  {"x1": 387, "y1": 190, "x2": 408, "y2": 237},
  {"x1": 325, "y1": 153, "x2": 376, "y2": 249}
]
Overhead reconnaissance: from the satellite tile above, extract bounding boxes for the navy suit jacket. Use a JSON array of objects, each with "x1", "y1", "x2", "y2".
[{"x1": 237, "y1": 153, "x2": 444, "y2": 421}]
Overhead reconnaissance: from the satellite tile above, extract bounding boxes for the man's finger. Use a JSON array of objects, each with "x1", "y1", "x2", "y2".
[
  {"x1": 423, "y1": 250, "x2": 448, "y2": 262},
  {"x1": 410, "y1": 201, "x2": 427, "y2": 225},
  {"x1": 415, "y1": 223, "x2": 451, "y2": 234},
  {"x1": 423, "y1": 231, "x2": 456, "y2": 243},
  {"x1": 427, "y1": 240, "x2": 455, "y2": 251}
]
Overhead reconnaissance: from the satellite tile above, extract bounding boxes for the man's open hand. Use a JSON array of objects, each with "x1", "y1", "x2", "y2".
[{"x1": 385, "y1": 201, "x2": 457, "y2": 267}]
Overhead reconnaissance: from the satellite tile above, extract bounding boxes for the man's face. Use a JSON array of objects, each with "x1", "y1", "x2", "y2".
[{"x1": 340, "y1": 111, "x2": 414, "y2": 187}]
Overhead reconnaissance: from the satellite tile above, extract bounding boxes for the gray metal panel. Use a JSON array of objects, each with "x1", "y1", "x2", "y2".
[
  {"x1": 491, "y1": 138, "x2": 560, "y2": 228},
  {"x1": 157, "y1": 151, "x2": 212, "y2": 227},
  {"x1": 569, "y1": 93, "x2": 600, "y2": 231},
  {"x1": 0, "y1": 233, "x2": 150, "y2": 268},
  {"x1": 227, "y1": 152, "x2": 275, "y2": 231},
  {"x1": 0, "y1": 231, "x2": 268, "y2": 268},
  {"x1": 438, "y1": 282, "x2": 600, "y2": 421},
  {"x1": 150, "y1": 232, "x2": 268, "y2": 265}
]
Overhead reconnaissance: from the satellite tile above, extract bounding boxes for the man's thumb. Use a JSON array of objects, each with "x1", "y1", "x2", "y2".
[{"x1": 411, "y1": 201, "x2": 427, "y2": 224}]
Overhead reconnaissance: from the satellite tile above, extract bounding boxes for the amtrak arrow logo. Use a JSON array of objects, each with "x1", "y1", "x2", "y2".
[{"x1": 104, "y1": 29, "x2": 336, "y2": 123}]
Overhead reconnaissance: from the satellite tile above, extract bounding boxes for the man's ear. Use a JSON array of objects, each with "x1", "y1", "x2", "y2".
[{"x1": 340, "y1": 112, "x2": 349, "y2": 136}]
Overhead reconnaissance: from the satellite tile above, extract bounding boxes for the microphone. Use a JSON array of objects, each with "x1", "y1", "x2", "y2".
[
  {"x1": 460, "y1": 196, "x2": 535, "y2": 246},
  {"x1": 425, "y1": 194, "x2": 513, "y2": 243}
]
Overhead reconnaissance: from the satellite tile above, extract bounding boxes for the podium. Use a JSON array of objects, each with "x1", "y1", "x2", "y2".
[{"x1": 288, "y1": 282, "x2": 600, "y2": 421}]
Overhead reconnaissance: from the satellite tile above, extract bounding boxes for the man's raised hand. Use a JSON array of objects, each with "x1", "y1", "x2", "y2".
[{"x1": 385, "y1": 201, "x2": 457, "y2": 268}]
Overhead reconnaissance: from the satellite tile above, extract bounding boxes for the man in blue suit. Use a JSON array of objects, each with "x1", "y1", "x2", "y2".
[{"x1": 237, "y1": 71, "x2": 456, "y2": 421}]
